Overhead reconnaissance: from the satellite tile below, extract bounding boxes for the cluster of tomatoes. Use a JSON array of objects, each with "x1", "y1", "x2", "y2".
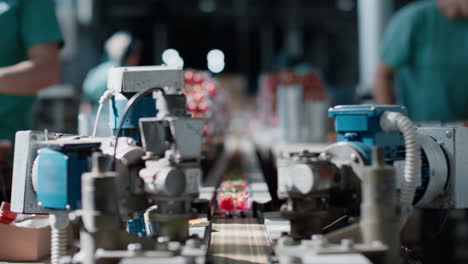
[
  {"x1": 217, "y1": 180, "x2": 251, "y2": 212},
  {"x1": 183, "y1": 70, "x2": 218, "y2": 116}
]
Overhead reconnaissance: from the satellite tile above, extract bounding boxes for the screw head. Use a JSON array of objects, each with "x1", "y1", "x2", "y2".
[
  {"x1": 127, "y1": 243, "x2": 143, "y2": 252},
  {"x1": 157, "y1": 236, "x2": 170, "y2": 244},
  {"x1": 445, "y1": 130, "x2": 452, "y2": 138},
  {"x1": 319, "y1": 152, "x2": 331, "y2": 161}
]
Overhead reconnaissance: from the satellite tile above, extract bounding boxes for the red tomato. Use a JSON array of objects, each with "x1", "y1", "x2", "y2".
[
  {"x1": 236, "y1": 196, "x2": 248, "y2": 210},
  {"x1": 206, "y1": 82, "x2": 217, "y2": 97},
  {"x1": 219, "y1": 196, "x2": 235, "y2": 211},
  {"x1": 198, "y1": 101, "x2": 209, "y2": 112},
  {"x1": 193, "y1": 73, "x2": 204, "y2": 84},
  {"x1": 186, "y1": 101, "x2": 197, "y2": 112},
  {"x1": 194, "y1": 93, "x2": 204, "y2": 103},
  {"x1": 184, "y1": 71, "x2": 194, "y2": 83}
]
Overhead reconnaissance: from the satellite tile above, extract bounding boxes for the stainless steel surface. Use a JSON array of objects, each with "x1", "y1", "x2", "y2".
[
  {"x1": 301, "y1": 100, "x2": 329, "y2": 143},
  {"x1": 107, "y1": 66, "x2": 184, "y2": 93},
  {"x1": 418, "y1": 126, "x2": 468, "y2": 208},
  {"x1": 360, "y1": 148, "x2": 399, "y2": 264},
  {"x1": 415, "y1": 133, "x2": 448, "y2": 207},
  {"x1": 322, "y1": 141, "x2": 366, "y2": 180},
  {"x1": 11, "y1": 131, "x2": 74, "y2": 214},
  {"x1": 277, "y1": 85, "x2": 303, "y2": 143}
]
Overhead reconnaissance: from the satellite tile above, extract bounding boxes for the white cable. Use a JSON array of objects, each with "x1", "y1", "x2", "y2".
[
  {"x1": 92, "y1": 91, "x2": 114, "y2": 137},
  {"x1": 380, "y1": 111, "x2": 420, "y2": 229}
]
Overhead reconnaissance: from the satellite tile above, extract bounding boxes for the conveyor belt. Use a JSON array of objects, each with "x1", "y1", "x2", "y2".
[{"x1": 209, "y1": 218, "x2": 272, "y2": 264}]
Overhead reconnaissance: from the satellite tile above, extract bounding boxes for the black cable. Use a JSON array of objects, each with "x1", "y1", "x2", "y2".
[{"x1": 112, "y1": 87, "x2": 165, "y2": 170}]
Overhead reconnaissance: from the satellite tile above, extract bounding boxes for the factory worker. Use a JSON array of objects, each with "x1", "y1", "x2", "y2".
[
  {"x1": 373, "y1": 0, "x2": 468, "y2": 122},
  {"x1": 82, "y1": 31, "x2": 142, "y2": 105},
  {"x1": 0, "y1": 0, "x2": 63, "y2": 202}
]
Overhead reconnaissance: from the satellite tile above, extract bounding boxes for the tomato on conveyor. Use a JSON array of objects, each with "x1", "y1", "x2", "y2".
[{"x1": 217, "y1": 179, "x2": 252, "y2": 213}]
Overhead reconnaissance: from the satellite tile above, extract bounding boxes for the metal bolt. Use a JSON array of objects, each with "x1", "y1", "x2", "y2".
[
  {"x1": 127, "y1": 243, "x2": 143, "y2": 252},
  {"x1": 350, "y1": 153, "x2": 359, "y2": 163},
  {"x1": 37, "y1": 202, "x2": 42, "y2": 207},
  {"x1": 65, "y1": 204, "x2": 71, "y2": 210},
  {"x1": 126, "y1": 138, "x2": 135, "y2": 145},
  {"x1": 445, "y1": 130, "x2": 452, "y2": 138},
  {"x1": 341, "y1": 239, "x2": 354, "y2": 250},
  {"x1": 157, "y1": 236, "x2": 170, "y2": 244},
  {"x1": 319, "y1": 152, "x2": 331, "y2": 161}
]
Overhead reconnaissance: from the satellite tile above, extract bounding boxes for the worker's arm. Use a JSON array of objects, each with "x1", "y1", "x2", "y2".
[
  {"x1": 0, "y1": 43, "x2": 60, "y2": 96},
  {"x1": 373, "y1": 62, "x2": 396, "y2": 105}
]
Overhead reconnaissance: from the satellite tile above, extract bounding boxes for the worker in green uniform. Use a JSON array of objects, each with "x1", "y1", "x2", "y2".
[
  {"x1": 373, "y1": 0, "x2": 468, "y2": 122},
  {"x1": 0, "y1": 0, "x2": 62, "y2": 201},
  {"x1": 0, "y1": 0, "x2": 62, "y2": 143}
]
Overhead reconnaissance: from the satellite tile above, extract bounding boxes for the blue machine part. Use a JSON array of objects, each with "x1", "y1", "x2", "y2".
[
  {"x1": 126, "y1": 212, "x2": 156, "y2": 237},
  {"x1": 36, "y1": 148, "x2": 88, "y2": 210},
  {"x1": 329, "y1": 105, "x2": 408, "y2": 163},
  {"x1": 110, "y1": 93, "x2": 157, "y2": 143}
]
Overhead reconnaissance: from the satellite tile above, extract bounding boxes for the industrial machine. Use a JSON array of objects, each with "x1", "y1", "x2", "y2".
[
  {"x1": 275, "y1": 104, "x2": 468, "y2": 263},
  {"x1": 8, "y1": 64, "x2": 468, "y2": 264},
  {"x1": 10, "y1": 66, "x2": 207, "y2": 264}
]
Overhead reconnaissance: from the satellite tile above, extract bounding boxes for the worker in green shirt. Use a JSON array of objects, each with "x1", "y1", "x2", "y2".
[
  {"x1": 374, "y1": 0, "x2": 468, "y2": 122},
  {"x1": 0, "y1": 0, "x2": 62, "y2": 201},
  {"x1": 0, "y1": 0, "x2": 62, "y2": 142}
]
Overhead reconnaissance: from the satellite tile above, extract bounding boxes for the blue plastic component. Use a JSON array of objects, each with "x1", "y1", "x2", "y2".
[
  {"x1": 329, "y1": 105, "x2": 408, "y2": 163},
  {"x1": 110, "y1": 93, "x2": 157, "y2": 142},
  {"x1": 126, "y1": 212, "x2": 155, "y2": 237},
  {"x1": 36, "y1": 148, "x2": 88, "y2": 210}
]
